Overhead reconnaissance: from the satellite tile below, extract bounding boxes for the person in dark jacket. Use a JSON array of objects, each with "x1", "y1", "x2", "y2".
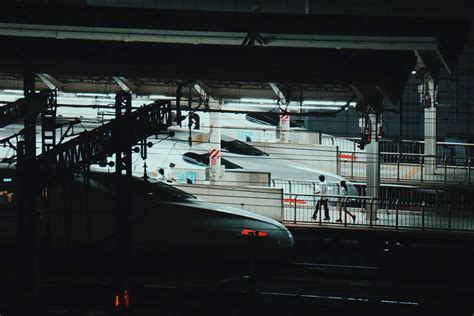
[{"x1": 336, "y1": 180, "x2": 356, "y2": 223}]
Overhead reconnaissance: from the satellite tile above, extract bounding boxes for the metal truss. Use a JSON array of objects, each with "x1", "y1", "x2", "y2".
[
  {"x1": 0, "y1": 89, "x2": 57, "y2": 128},
  {"x1": 0, "y1": 98, "x2": 25, "y2": 128},
  {"x1": 37, "y1": 99, "x2": 172, "y2": 184}
]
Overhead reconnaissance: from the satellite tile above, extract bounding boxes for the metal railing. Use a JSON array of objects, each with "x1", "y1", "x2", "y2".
[
  {"x1": 283, "y1": 193, "x2": 474, "y2": 233},
  {"x1": 339, "y1": 151, "x2": 473, "y2": 185},
  {"x1": 272, "y1": 178, "x2": 474, "y2": 206},
  {"x1": 378, "y1": 139, "x2": 424, "y2": 154},
  {"x1": 272, "y1": 179, "x2": 345, "y2": 196},
  {"x1": 378, "y1": 139, "x2": 474, "y2": 157},
  {"x1": 332, "y1": 137, "x2": 474, "y2": 157}
]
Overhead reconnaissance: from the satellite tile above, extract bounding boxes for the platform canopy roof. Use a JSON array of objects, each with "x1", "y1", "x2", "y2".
[{"x1": 0, "y1": 3, "x2": 468, "y2": 106}]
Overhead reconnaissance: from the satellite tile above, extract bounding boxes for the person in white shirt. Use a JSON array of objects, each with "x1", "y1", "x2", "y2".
[
  {"x1": 159, "y1": 162, "x2": 177, "y2": 183},
  {"x1": 312, "y1": 175, "x2": 330, "y2": 221}
]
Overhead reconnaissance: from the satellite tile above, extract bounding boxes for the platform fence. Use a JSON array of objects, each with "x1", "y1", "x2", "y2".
[
  {"x1": 325, "y1": 136, "x2": 474, "y2": 157},
  {"x1": 283, "y1": 193, "x2": 474, "y2": 233},
  {"x1": 339, "y1": 151, "x2": 473, "y2": 185},
  {"x1": 272, "y1": 178, "x2": 474, "y2": 205}
]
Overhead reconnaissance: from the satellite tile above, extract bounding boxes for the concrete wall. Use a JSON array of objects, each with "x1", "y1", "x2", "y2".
[
  {"x1": 175, "y1": 184, "x2": 283, "y2": 221},
  {"x1": 249, "y1": 142, "x2": 339, "y2": 173},
  {"x1": 222, "y1": 126, "x2": 277, "y2": 143},
  {"x1": 172, "y1": 168, "x2": 271, "y2": 186},
  {"x1": 220, "y1": 170, "x2": 271, "y2": 186},
  {"x1": 288, "y1": 129, "x2": 320, "y2": 145},
  {"x1": 169, "y1": 168, "x2": 207, "y2": 184}
]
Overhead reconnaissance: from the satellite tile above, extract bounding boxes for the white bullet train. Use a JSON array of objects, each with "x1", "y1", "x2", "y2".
[
  {"x1": 188, "y1": 110, "x2": 366, "y2": 161},
  {"x1": 125, "y1": 126, "x2": 359, "y2": 198},
  {"x1": 183, "y1": 111, "x2": 361, "y2": 195}
]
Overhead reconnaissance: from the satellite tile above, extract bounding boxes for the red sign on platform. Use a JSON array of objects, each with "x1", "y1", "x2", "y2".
[
  {"x1": 210, "y1": 148, "x2": 220, "y2": 159},
  {"x1": 279, "y1": 114, "x2": 289, "y2": 125}
]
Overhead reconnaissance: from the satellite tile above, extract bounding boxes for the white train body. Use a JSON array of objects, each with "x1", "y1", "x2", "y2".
[{"x1": 127, "y1": 125, "x2": 358, "y2": 197}]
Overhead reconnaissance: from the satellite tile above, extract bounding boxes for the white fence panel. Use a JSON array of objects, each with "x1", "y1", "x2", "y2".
[{"x1": 175, "y1": 184, "x2": 284, "y2": 221}]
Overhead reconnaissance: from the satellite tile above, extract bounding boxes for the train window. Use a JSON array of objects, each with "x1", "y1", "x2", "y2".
[
  {"x1": 245, "y1": 113, "x2": 273, "y2": 126},
  {"x1": 221, "y1": 158, "x2": 242, "y2": 169},
  {"x1": 190, "y1": 113, "x2": 200, "y2": 130},
  {"x1": 182, "y1": 152, "x2": 242, "y2": 169},
  {"x1": 183, "y1": 152, "x2": 207, "y2": 167},
  {"x1": 87, "y1": 172, "x2": 196, "y2": 201},
  {"x1": 221, "y1": 135, "x2": 268, "y2": 156}
]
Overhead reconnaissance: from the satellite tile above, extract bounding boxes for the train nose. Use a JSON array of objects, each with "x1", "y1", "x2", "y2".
[
  {"x1": 279, "y1": 227, "x2": 295, "y2": 248},
  {"x1": 287, "y1": 229, "x2": 295, "y2": 247}
]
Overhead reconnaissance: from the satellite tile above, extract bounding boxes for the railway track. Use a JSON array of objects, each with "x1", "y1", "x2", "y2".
[
  {"x1": 2, "y1": 258, "x2": 472, "y2": 315},
  {"x1": 1, "y1": 229, "x2": 473, "y2": 315}
]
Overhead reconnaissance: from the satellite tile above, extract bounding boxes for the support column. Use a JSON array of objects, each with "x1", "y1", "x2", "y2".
[
  {"x1": 209, "y1": 104, "x2": 222, "y2": 183},
  {"x1": 16, "y1": 72, "x2": 39, "y2": 313},
  {"x1": 423, "y1": 77, "x2": 437, "y2": 175},
  {"x1": 366, "y1": 112, "x2": 380, "y2": 221},
  {"x1": 278, "y1": 109, "x2": 290, "y2": 143},
  {"x1": 113, "y1": 92, "x2": 132, "y2": 314}
]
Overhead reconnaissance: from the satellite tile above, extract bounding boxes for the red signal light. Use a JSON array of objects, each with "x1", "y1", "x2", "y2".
[
  {"x1": 241, "y1": 229, "x2": 267, "y2": 237},
  {"x1": 114, "y1": 289, "x2": 130, "y2": 309},
  {"x1": 123, "y1": 289, "x2": 130, "y2": 308}
]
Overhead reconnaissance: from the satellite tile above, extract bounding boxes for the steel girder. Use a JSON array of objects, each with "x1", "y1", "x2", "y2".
[{"x1": 37, "y1": 99, "x2": 171, "y2": 185}]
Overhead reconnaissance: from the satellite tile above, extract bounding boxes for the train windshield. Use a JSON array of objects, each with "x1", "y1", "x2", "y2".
[
  {"x1": 182, "y1": 152, "x2": 242, "y2": 169},
  {"x1": 221, "y1": 135, "x2": 268, "y2": 156},
  {"x1": 245, "y1": 113, "x2": 273, "y2": 126},
  {"x1": 145, "y1": 181, "x2": 197, "y2": 201}
]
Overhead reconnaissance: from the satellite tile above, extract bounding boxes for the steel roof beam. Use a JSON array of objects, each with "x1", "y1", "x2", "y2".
[
  {"x1": 268, "y1": 82, "x2": 285, "y2": 104},
  {"x1": 193, "y1": 80, "x2": 213, "y2": 100},
  {"x1": 1, "y1": 3, "x2": 467, "y2": 74},
  {"x1": 0, "y1": 24, "x2": 439, "y2": 51},
  {"x1": 37, "y1": 73, "x2": 63, "y2": 90},
  {"x1": 0, "y1": 37, "x2": 417, "y2": 104},
  {"x1": 113, "y1": 76, "x2": 137, "y2": 93}
]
